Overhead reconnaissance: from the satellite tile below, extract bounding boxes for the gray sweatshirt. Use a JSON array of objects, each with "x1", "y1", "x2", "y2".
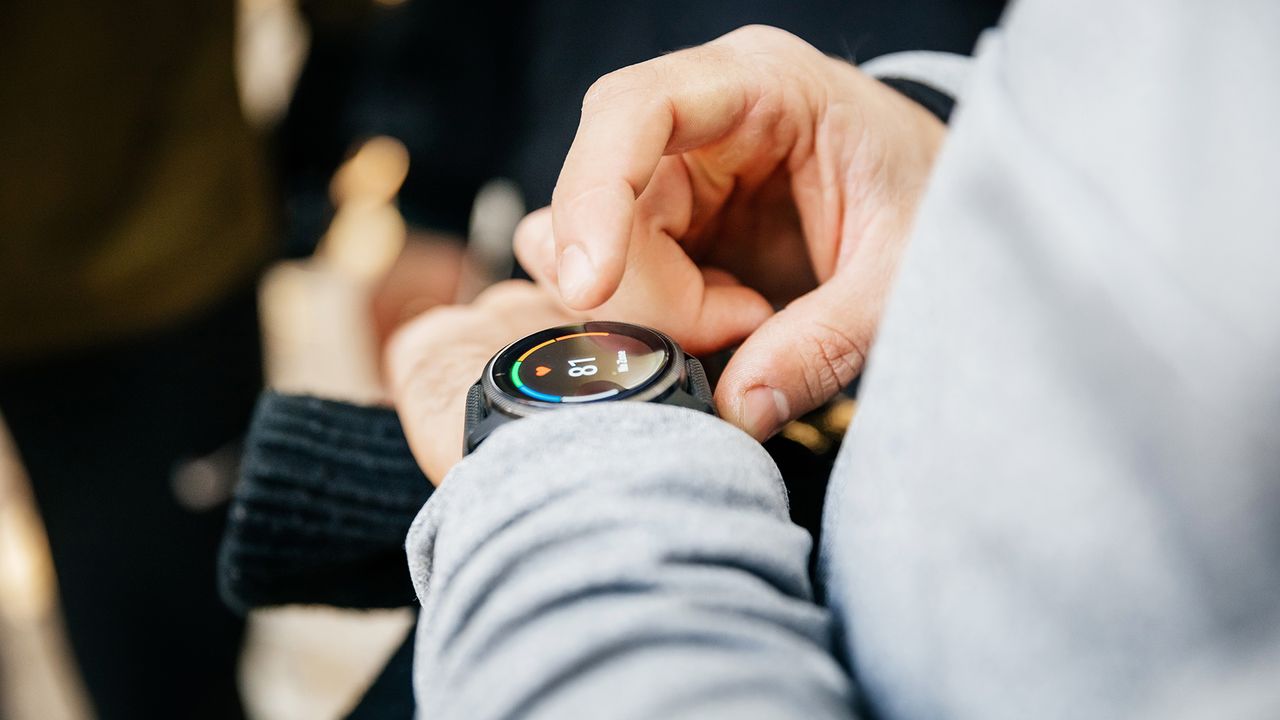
[{"x1": 406, "y1": 1, "x2": 1280, "y2": 717}]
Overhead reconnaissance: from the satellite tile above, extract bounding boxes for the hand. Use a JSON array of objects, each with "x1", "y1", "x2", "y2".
[
  {"x1": 369, "y1": 231, "x2": 468, "y2": 353},
  {"x1": 386, "y1": 281, "x2": 579, "y2": 483},
  {"x1": 513, "y1": 25, "x2": 944, "y2": 440}
]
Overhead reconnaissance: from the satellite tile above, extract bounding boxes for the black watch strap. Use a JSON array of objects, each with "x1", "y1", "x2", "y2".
[
  {"x1": 879, "y1": 76, "x2": 957, "y2": 123},
  {"x1": 668, "y1": 355, "x2": 714, "y2": 412}
]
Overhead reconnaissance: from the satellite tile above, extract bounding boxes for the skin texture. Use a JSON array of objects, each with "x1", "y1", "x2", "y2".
[
  {"x1": 389, "y1": 26, "x2": 947, "y2": 480},
  {"x1": 514, "y1": 25, "x2": 945, "y2": 440}
]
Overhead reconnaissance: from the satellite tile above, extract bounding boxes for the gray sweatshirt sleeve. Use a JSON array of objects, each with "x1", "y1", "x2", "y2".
[
  {"x1": 820, "y1": 2, "x2": 1280, "y2": 719},
  {"x1": 406, "y1": 403, "x2": 857, "y2": 719}
]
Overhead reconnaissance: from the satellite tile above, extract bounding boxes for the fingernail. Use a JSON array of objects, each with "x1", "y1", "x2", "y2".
[
  {"x1": 557, "y1": 244, "x2": 597, "y2": 306},
  {"x1": 740, "y1": 386, "x2": 790, "y2": 440}
]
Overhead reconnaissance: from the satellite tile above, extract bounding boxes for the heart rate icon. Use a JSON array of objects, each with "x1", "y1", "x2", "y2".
[{"x1": 535, "y1": 366, "x2": 552, "y2": 377}]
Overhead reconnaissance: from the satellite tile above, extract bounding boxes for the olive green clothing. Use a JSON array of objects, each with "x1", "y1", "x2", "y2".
[{"x1": 0, "y1": 1, "x2": 273, "y2": 362}]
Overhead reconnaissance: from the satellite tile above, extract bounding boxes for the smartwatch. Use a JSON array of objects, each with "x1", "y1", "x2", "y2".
[{"x1": 464, "y1": 321, "x2": 714, "y2": 453}]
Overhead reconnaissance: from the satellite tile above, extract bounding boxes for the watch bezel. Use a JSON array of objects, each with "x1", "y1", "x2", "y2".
[{"x1": 481, "y1": 321, "x2": 686, "y2": 419}]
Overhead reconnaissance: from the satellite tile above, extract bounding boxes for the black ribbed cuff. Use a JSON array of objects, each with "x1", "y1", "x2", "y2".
[
  {"x1": 218, "y1": 391, "x2": 432, "y2": 613},
  {"x1": 879, "y1": 77, "x2": 957, "y2": 123}
]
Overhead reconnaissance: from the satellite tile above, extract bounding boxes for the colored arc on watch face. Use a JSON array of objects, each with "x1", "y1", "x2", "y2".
[
  {"x1": 503, "y1": 328, "x2": 667, "y2": 404},
  {"x1": 515, "y1": 332, "x2": 610, "y2": 363}
]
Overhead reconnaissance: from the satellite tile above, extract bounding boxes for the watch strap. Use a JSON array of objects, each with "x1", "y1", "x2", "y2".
[
  {"x1": 464, "y1": 380, "x2": 485, "y2": 435},
  {"x1": 663, "y1": 356, "x2": 715, "y2": 414},
  {"x1": 463, "y1": 381, "x2": 506, "y2": 455},
  {"x1": 686, "y1": 356, "x2": 713, "y2": 407}
]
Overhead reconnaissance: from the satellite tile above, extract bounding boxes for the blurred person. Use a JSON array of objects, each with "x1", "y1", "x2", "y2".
[
  {"x1": 0, "y1": 2, "x2": 276, "y2": 717},
  {"x1": 386, "y1": 3, "x2": 1280, "y2": 719}
]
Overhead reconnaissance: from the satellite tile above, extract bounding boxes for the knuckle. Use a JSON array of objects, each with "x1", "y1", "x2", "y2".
[
  {"x1": 669, "y1": 41, "x2": 734, "y2": 70},
  {"x1": 475, "y1": 280, "x2": 547, "y2": 312},
  {"x1": 721, "y1": 24, "x2": 801, "y2": 49},
  {"x1": 581, "y1": 66, "x2": 649, "y2": 112},
  {"x1": 512, "y1": 212, "x2": 539, "y2": 244},
  {"x1": 795, "y1": 318, "x2": 866, "y2": 405},
  {"x1": 719, "y1": 25, "x2": 825, "y2": 76},
  {"x1": 513, "y1": 209, "x2": 552, "y2": 252},
  {"x1": 484, "y1": 279, "x2": 537, "y2": 301}
]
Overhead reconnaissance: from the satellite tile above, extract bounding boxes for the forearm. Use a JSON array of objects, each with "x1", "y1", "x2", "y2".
[{"x1": 408, "y1": 404, "x2": 856, "y2": 719}]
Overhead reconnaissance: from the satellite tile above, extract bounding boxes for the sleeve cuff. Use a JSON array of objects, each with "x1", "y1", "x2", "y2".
[
  {"x1": 406, "y1": 403, "x2": 789, "y2": 600},
  {"x1": 878, "y1": 77, "x2": 957, "y2": 123},
  {"x1": 219, "y1": 391, "x2": 432, "y2": 613},
  {"x1": 861, "y1": 50, "x2": 975, "y2": 123}
]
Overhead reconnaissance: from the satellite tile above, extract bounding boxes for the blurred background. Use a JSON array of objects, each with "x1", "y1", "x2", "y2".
[{"x1": 0, "y1": 0, "x2": 1002, "y2": 717}]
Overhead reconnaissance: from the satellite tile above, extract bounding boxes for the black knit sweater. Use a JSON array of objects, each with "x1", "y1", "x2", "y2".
[{"x1": 218, "y1": 392, "x2": 432, "y2": 614}]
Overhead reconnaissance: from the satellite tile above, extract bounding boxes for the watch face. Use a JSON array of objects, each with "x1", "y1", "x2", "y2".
[{"x1": 490, "y1": 322, "x2": 673, "y2": 405}]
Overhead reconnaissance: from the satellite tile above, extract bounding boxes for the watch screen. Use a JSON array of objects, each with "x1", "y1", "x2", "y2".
[{"x1": 492, "y1": 322, "x2": 670, "y2": 403}]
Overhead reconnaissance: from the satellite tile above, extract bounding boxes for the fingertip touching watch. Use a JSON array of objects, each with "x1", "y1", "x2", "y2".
[{"x1": 464, "y1": 321, "x2": 714, "y2": 453}]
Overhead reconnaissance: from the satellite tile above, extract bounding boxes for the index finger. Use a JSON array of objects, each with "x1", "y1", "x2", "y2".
[{"x1": 550, "y1": 38, "x2": 762, "y2": 310}]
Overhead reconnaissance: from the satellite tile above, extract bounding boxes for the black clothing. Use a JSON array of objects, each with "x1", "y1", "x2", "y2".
[
  {"x1": 219, "y1": 392, "x2": 430, "y2": 614},
  {"x1": 279, "y1": 0, "x2": 1006, "y2": 255},
  {"x1": 881, "y1": 77, "x2": 959, "y2": 122},
  {"x1": 220, "y1": 392, "x2": 427, "y2": 720},
  {"x1": 0, "y1": 288, "x2": 261, "y2": 720}
]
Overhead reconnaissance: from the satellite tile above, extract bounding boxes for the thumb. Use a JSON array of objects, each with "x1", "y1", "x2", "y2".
[{"x1": 715, "y1": 273, "x2": 881, "y2": 441}]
